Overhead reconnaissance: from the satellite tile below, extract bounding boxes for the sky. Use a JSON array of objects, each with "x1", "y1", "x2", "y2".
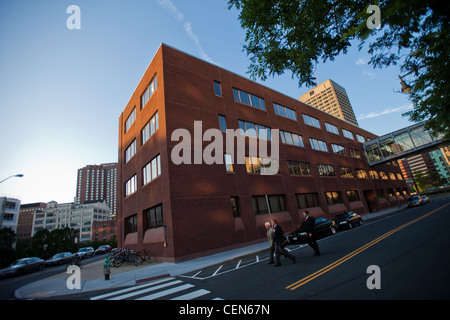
[{"x1": 0, "y1": 0, "x2": 415, "y2": 204}]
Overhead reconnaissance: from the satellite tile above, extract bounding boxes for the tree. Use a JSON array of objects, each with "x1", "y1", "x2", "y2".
[
  {"x1": 0, "y1": 228, "x2": 17, "y2": 267},
  {"x1": 228, "y1": 0, "x2": 450, "y2": 139}
]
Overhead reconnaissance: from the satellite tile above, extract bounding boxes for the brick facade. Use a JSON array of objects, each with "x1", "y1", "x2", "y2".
[{"x1": 118, "y1": 44, "x2": 408, "y2": 262}]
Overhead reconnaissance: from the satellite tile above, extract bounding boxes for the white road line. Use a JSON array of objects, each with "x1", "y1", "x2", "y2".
[
  {"x1": 136, "y1": 283, "x2": 194, "y2": 300},
  {"x1": 170, "y1": 289, "x2": 210, "y2": 300},
  {"x1": 90, "y1": 277, "x2": 174, "y2": 300},
  {"x1": 212, "y1": 265, "x2": 223, "y2": 276},
  {"x1": 108, "y1": 280, "x2": 183, "y2": 300}
]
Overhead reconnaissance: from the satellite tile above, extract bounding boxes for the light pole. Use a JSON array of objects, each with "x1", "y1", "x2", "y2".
[{"x1": 0, "y1": 174, "x2": 24, "y2": 184}]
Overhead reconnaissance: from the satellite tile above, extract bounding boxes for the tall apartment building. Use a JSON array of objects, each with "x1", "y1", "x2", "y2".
[
  {"x1": 299, "y1": 79, "x2": 359, "y2": 127},
  {"x1": 17, "y1": 202, "x2": 47, "y2": 239},
  {"x1": 76, "y1": 163, "x2": 118, "y2": 217},
  {"x1": 118, "y1": 44, "x2": 407, "y2": 262},
  {"x1": 399, "y1": 149, "x2": 450, "y2": 189},
  {"x1": 32, "y1": 200, "x2": 111, "y2": 243},
  {"x1": 0, "y1": 197, "x2": 21, "y2": 234}
]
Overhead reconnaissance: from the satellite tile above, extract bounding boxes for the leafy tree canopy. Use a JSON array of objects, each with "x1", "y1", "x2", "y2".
[{"x1": 228, "y1": 0, "x2": 449, "y2": 139}]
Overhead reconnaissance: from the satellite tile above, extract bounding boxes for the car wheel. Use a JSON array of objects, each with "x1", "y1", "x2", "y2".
[
  {"x1": 38, "y1": 264, "x2": 44, "y2": 271},
  {"x1": 330, "y1": 227, "x2": 336, "y2": 235},
  {"x1": 358, "y1": 220, "x2": 363, "y2": 226},
  {"x1": 348, "y1": 222, "x2": 353, "y2": 229}
]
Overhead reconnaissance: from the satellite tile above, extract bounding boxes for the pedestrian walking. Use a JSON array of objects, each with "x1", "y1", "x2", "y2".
[
  {"x1": 265, "y1": 221, "x2": 275, "y2": 264},
  {"x1": 303, "y1": 211, "x2": 321, "y2": 256},
  {"x1": 272, "y1": 219, "x2": 296, "y2": 266}
]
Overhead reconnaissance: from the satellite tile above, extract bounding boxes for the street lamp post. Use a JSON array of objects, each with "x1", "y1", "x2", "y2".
[{"x1": 0, "y1": 174, "x2": 24, "y2": 184}]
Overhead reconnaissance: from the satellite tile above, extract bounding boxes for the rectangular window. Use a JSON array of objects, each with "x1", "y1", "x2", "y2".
[
  {"x1": 325, "y1": 122, "x2": 339, "y2": 135},
  {"x1": 224, "y1": 154, "x2": 234, "y2": 172},
  {"x1": 124, "y1": 214, "x2": 137, "y2": 235},
  {"x1": 252, "y1": 195, "x2": 286, "y2": 215},
  {"x1": 233, "y1": 88, "x2": 266, "y2": 110},
  {"x1": 325, "y1": 191, "x2": 343, "y2": 205},
  {"x1": 219, "y1": 115, "x2": 227, "y2": 131},
  {"x1": 141, "y1": 111, "x2": 159, "y2": 145},
  {"x1": 342, "y1": 129, "x2": 354, "y2": 140},
  {"x1": 349, "y1": 148, "x2": 361, "y2": 159},
  {"x1": 369, "y1": 170, "x2": 379, "y2": 179},
  {"x1": 310, "y1": 138, "x2": 328, "y2": 152},
  {"x1": 140, "y1": 76, "x2": 157, "y2": 109},
  {"x1": 296, "y1": 193, "x2": 320, "y2": 209},
  {"x1": 125, "y1": 108, "x2": 136, "y2": 133},
  {"x1": 346, "y1": 190, "x2": 361, "y2": 202},
  {"x1": 356, "y1": 169, "x2": 368, "y2": 179},
  {"x1": 238, "y1": 120, "x2": 271, "y2": 140},
  {"x1": 214, "y1": 81, "x2": 222, "y2": 96},
  {"x1": 280, "y1": 131, "x2": 304, "y2": 147},
  {"x1": 125, "y1": 175, "x2": 137, "y2": 196},
  {"x1": 273, "y1": 103, "x2": 297, "y2": 120},
  {"x1": 245, "y1": 156, "x2": 279, "y2": 175},
  {"x1": 230, "y1": 197, "x2": 240, "y2": 218},
  {"x1": 340, "y1": 167, "x2": 354, "y2": 178},
  {"x1": 252, "y1": 196, "x2": 269, "y2": 215},
  {"x1": 143, "y1": 204, "x2": 163, "y2": 230},
  {"x1": 125, "y1": 140, "x2": 136, "y2": 163},
  {"x1": 287, "y1": 161, "x2": 312, "y2": 176},
  {"x1": 331, "y1": 144, "x2": 346, "y2": 156},
  {"x1": 303, "y1": 114, "x2": 321, "y2": 128},
  {"x1": 143, "y1": 154, "x2": 161, "y2": 185},
  {"x1": 356, "y1": 134, "x2": 365, "y2": 143},
  {"x1": 268, "y1": 195, "x2": 287, "y2": 213},
  {"x1": 317, "y1": 164, "x2": 335, "y2": 176}
]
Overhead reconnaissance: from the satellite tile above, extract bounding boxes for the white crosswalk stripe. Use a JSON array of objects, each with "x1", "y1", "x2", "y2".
[{"x1": 90, "y1": 277, "x2": 222, "y2": 300}]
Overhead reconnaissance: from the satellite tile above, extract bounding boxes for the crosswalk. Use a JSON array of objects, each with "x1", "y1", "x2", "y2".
[{"x1": 90, "y1": 277, "x2": 223, "y2": 300}]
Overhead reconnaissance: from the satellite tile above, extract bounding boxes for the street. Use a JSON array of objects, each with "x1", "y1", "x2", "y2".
[
  {"x1": 4, "y1": 196, "x2": 450, "y2": 302},
  {"x1": 86, "y1": 196, "x2": 449, "y2": 301},
  {"x1": 0, "y1": 254, "x2": 104, "y2": 300},
  {"x1": 193, "y1": 197, "x2": 450, "y2": 300}
]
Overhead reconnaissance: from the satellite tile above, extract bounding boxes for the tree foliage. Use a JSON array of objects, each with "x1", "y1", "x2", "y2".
[{"x1": 228, "y1": 0, "x2": 450, "y2": 139}]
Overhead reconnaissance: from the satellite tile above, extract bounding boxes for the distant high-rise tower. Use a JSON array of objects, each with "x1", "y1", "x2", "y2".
[
  {"x1": 76, "y1": 163, "x2": 118, "y2": 217},
  {"x1": 299, "y1": 79, "x2": 359, "y2": 126}
]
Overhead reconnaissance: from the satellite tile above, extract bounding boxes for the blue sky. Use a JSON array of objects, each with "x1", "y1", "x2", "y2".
[{"x1": 0, "y1": 0, "x2": 415, "y2": 204}]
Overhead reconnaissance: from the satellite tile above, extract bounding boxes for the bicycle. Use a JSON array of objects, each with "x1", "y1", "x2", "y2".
[
  {"x1": 135, "y1": 248, "x2": 155, "y2": 265},
  {"x1": 68, "y1": 254, "x2": 82, "y2": 268},
  {"x1": 109, "y1": 248, "x2": 141, "y2": 267}
]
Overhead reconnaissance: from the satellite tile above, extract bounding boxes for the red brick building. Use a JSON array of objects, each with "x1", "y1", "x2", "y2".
[{"x1": 118, "y1": 44, "x2": 408, "y2": 262}]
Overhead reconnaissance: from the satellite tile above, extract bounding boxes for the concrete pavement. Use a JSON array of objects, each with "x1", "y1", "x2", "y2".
[{"x1": 14, "y1": 204, "x2": 407, "y2": 299}]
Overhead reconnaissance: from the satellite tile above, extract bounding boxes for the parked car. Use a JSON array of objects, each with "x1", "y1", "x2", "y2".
[
  {"x1": 288, "y1": 217, "x2": 337, "y2": 244},
  {"x1": 407, "y1": 195, "x2": 423, "y2": 207},
  {"x1": 421, "y1": 195, "x2": 430, "y2": 204},
  {"x1": 333, "y1": 211, "x2": 363, "y2": 230},
  {"x1": 0, "y1": 257, "x2": 45, "y2": 278},
  {"x1": 45, "y1": 252, "x2": 74, "y2": 267},
  {"x1": 76, "y1": 247, "x2": 95, "y2": 258},
  {"x1": 95, "y1": 245, "x2": 112, "y2": 255}
]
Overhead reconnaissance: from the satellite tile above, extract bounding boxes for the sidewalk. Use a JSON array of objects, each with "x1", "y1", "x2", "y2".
[{"x1": 14, "y1": 205, "x2": 406, "y2": 299}]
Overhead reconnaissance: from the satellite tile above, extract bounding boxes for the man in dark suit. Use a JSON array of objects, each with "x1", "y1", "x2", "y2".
[
  {"x1": 272, "y1": 219, "x2": 296, "y2": 266},
  {"x1": 303, "y1": 211, "x2": 321, "y2": 256}
]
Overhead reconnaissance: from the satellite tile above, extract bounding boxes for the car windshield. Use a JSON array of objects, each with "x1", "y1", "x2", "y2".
[
  {"x1": 12, "y1": 259, "x2": 28, "y2": 266},
  {"x1": 78, "y1": 248, "x2": 87, "y2": 252},
  {"x1": 52, "y1": 253, "x2": 64, "y2": 258}
]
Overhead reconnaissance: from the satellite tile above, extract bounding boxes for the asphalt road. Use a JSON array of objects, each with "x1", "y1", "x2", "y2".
[
  {"x1": 182, "y1": 197, "x2": 450, "y2": 300},
  {"x1": 6, "y1": 196, "x2": 449, "y2": 303},
  {"x1": 0, "y1": 254, "x2": 104, "y2": 300}
]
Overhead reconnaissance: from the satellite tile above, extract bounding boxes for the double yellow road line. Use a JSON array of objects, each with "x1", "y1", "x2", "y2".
[{"x1": 286, "y1": 203, "x2": 449, "y2": 291}]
